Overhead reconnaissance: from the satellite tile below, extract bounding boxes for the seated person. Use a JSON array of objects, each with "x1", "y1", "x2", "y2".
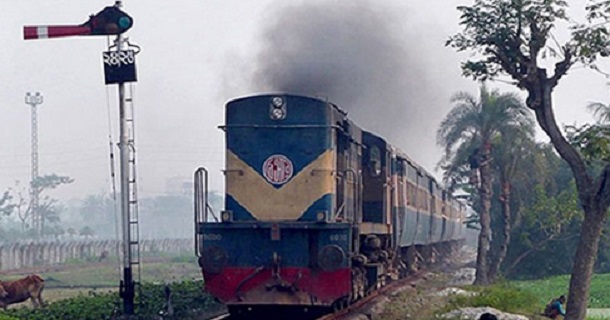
[{"x1": 544, "y1": 295, "x2": 566, "y2": 319}]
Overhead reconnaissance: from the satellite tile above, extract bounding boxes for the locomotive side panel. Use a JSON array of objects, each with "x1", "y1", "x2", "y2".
[
  {"x1": 413, "y1": 173, "x2": 431, "y2": 245},
  {"x1": 398, "y1": 158, "x2": 419, "y2": 247},
  {"x1": 391, "y1": 156, "x2": 406, "y2": 249},
  {"x1": 334, "y1": 117, "x2": 362, "y2": 224},
  {"x1": 361, "y1": 133, "x2": 387, "y2": 225},
  {"x1": 441, "y1": 191, "x2": 453, "y2": 242},
  {"x1": 429, "y1": 178, "x2": 444, "y2": 243},
  {"x1": 456, "y1": 202, "x2": 467, "y2": 240}
]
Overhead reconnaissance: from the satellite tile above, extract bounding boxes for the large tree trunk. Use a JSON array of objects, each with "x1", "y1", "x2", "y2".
[
  {"x1": 488, "y1": 178, "x2": 511, "y2": 282},
  {"x1": 565, "y1": 208, "x2": 607, "y2": 320},
  {"x1": 474, "y1": 141, "x2": 492, "y2": 285},
  {"x1": 526, "y1": 76, "x2": 610, "y2": 320}
]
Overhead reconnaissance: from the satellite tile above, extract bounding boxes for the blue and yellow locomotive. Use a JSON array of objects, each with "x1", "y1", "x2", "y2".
[{"x1": 194, "y1": 94, "x2": 466, "y2": 315}]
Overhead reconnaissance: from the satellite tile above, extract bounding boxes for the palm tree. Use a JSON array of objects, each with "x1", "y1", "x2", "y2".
[
  {"x1": 79, "y1": 226, "x2": 94, "y2": 240},
  {"x1": 67, "y1": 227, "x2": 77, "y2": 239},
  {"x1": 488, "y1": 119, "x2": 535, "y2": 281},
  {"x1": 587, "y1": 102, "x2": 610, "y2": 124},
  {"x1": 437, "y1": 85, "x2": 532, "y2": 285}
]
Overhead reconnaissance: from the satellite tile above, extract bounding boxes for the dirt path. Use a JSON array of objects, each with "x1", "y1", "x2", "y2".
[{"x1": 375, "y1": 247, "x2": 477, "y2": 320}]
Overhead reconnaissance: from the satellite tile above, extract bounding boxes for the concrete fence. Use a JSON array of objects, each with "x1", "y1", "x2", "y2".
[{"x1": 0, "y1": 239, "x2": 192, "y2": 271}]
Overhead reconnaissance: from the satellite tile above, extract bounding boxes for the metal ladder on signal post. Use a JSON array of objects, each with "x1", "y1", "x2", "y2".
[{"x1": 125, "y1": 84, "x2": 142, "y2": 289}]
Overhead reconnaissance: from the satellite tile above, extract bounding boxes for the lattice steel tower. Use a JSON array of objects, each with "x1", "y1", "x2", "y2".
[{"x1": 25, "y1": 92, "x2": 43, "y2": 238}]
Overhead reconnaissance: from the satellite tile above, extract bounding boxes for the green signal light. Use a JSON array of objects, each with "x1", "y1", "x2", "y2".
[{"x1": 118, "y1": 16, "x2": 132, "y2": 29}]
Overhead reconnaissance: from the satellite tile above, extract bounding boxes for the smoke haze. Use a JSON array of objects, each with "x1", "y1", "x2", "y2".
[{"x1": 251, "y1": 0, "x2": 457, "y2": 173}]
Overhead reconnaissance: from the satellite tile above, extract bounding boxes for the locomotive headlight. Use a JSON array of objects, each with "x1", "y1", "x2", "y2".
[
  {"x1": 318, "y1": 245, "x2": 345, "y2": 271},
  {"x1": 271, "y1": 96, "x2": 284, "y2": 107},
  {"x1": 316, "y1": 211, "x2": 327, "y2": 223},
  {"x1": 221, "y1": 210, "x2": 233, "y2": 223},
  {"x1": 270, "y1": 108, "x2": 285, "y2": 120},
  {"x1": 269, "y1": 96, "x2": 286, "y2": 120}
]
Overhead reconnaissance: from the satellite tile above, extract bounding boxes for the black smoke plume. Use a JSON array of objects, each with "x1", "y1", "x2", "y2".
[{"x1": 252, "y1": 0, "x2": 450, "y2": 171}]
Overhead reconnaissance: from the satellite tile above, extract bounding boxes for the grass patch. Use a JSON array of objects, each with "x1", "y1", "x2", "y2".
[
  {"x1": 1, "y1": 256, "x2": 202, "y2": 305},
  {"x1": 43, "y1": 288, "x2": 117, "y2": 304},
  {"x1": 446, "y1": 282, "x2": 542, "y2": 316},
  {"x1": 41, "y1": 260, "x2": 201, "y2": 288},
  {"x1": 444, "y1": 275, "x2": 610, "y2": 319},
  {"x1": 512, "y1": 273, "x2": 610, "y2": 308},
  {"x1": 0, "y1": 256, "x2": 212, "y2": 319},
  {"x1": 380, "y1": 271, "x2": 610, "y2": 320}
]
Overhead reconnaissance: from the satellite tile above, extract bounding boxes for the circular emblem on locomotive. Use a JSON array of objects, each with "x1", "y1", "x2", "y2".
[{"x1": 263, "y1": 154, "x2": 294, "y2": 185}]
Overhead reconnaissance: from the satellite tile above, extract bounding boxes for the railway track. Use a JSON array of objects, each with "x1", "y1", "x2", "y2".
[
  {"x1": 207, "y1": 314, "x2": 231, "y2": 320},
  {"x1": 201, "y1": 270, "x2": 429, "y2": 320},
  {"x1": 316, "y1": 270, "x2": 428, "y2": 320}
]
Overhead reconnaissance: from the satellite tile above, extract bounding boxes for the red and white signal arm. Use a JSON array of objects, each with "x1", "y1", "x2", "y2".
[{"x1": 263, "y1": 155, "x2": 294, "y2": 185}]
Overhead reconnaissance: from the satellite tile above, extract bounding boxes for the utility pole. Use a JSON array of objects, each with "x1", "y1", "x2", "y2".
[{"x1": 25, "y1": 92, "x2": 43, "y2": 238}]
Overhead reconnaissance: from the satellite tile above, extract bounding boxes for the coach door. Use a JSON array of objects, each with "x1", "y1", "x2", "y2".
[{"x1": 362, "y1": 143, "x2": 384, "y2": 224}]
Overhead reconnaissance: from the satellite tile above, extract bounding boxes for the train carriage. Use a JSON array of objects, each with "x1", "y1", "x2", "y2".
[
  {"x1": 429, "y1": 178, "x2": 444, "y2": 243},
  {"x1": 195, "y1": 94, "x2": 468, "y2": 316},
  {"x1": 414, "y1": 173, "x2": 431, "y2": 245},
  {"x1": 400, "y1": 156, "x2": 420, "y2": 247}
]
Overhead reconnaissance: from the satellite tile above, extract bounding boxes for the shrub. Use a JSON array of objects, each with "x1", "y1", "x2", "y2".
[
  {"x1": 137, "y1": 280, "x2": 219, "y2": 318},
  {"x1": 0, "y1": 280, "x2": 219, "y2": 319}
]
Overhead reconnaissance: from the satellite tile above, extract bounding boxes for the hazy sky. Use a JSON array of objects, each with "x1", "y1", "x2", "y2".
[{"x1": 1, "y1": 0, "x2": 609, "y2": 202}]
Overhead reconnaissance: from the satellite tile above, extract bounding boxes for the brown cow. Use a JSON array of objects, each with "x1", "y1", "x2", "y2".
[
  {"x1": 0, "y1": 274, "x2": 45, "y2": 309},
  {"x1": 0, "y1": 282, "x2": 6, "y2": 298}
]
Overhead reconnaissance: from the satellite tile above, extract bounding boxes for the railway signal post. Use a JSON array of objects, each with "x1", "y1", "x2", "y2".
[{"x1": 24, "y1": 2, "x2": 139, "y2": 315}]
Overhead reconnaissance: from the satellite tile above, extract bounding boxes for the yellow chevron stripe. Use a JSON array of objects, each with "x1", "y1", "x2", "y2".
[{"x1": 226, "y1": 150, "x2": 335, "y2": 220}]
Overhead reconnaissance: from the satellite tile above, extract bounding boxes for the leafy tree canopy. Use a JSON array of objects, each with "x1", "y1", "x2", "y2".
[
  {"x1": 0, "y1": 191, "x2": 15, "y2": 217},
  {"x1": 447, "y1": 1, "x2": 610, "y2": 318},
  {"x1": 32, "y1": 174, "x2": 73, "y2": 190},
  {"x1": 447, "y1": 0, "x2": 610, "y2": 84}
]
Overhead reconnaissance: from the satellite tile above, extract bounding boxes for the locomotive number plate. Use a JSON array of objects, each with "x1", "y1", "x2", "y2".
[
  {"x1": 203, "y1": 234, "x2": 222, "y2": 241},
  {"x1": 330, "y1": 234, "x2": 348, "y2": 242}
]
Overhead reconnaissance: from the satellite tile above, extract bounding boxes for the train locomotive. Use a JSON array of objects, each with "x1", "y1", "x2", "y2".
[{"x1": 194, "y1": 94, "x2": 467, "y2": 316}]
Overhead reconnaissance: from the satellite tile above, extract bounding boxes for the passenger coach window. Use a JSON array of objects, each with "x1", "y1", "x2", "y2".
[{"x1": 370, "y1": 146, "x2": 381, "y2": 176}]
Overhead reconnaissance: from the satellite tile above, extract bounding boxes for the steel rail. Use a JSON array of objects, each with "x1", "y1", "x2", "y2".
[{"x1": 316, "y1": 270, "x2": 429, "y2": 320}]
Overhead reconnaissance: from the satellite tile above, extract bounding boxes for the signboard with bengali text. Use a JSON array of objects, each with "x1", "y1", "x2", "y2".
[{"x1": 103, "y1": 49, "x2": 137, "y2": 84}]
